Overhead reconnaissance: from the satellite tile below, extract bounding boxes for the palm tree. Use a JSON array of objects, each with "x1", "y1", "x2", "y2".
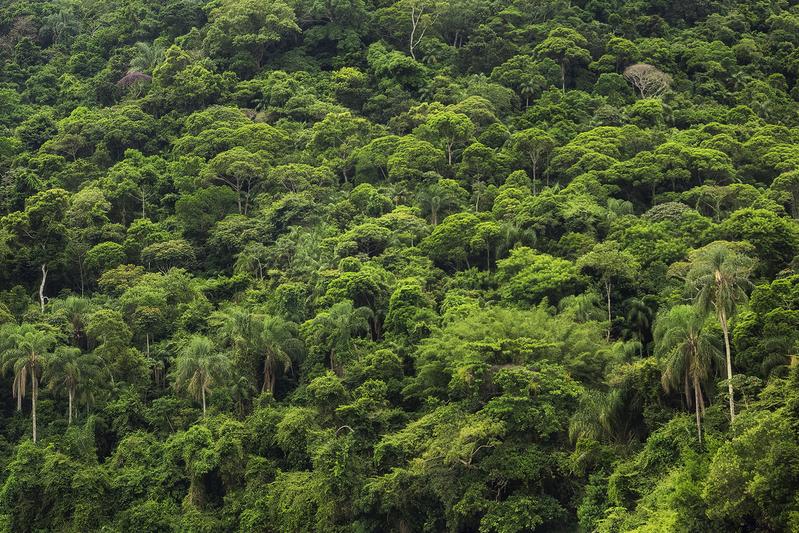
[
  {"x1": 687, "y1": 243, "x2": 753, "y2": 423},
  {"x1": 230, "y1": 376, "x2": 257, "y2": 418},
  {"x1": 311, "y1": 301, "x2": 371, "y2": 375},
  {"x1": 253, "y1": 315, "x2": 304, "y2": 395},
  {"x1": 172, "y1": 336, "x2": 231, "y2": 417},
  {"x1": 40, "y1": 8, "x2": 80, "y2": 45},
  {"x1": 624, "y1": 297, "x2": 654, "y2": 355},
  {"x1": 0, "y1": 323, "x2": 57, "y2": 443},
  {"x1": 214, "y1": 307, "x2": 305, "y2": 395},
  {"x1": 654, "y1": 305, "x2": 722, "y2": 445},
  {"x1": 129, "y1": 41, "x2": 165, "y2": 74},
  {"x1": 51, "y1": 296, "x2": 93, "y2": 348},
  {"x1": 45, "y1": 347, "x2": 103, "y2": 424},
  {"x1": 569, "y1": 387, "x2": 640, "y2": 447}
]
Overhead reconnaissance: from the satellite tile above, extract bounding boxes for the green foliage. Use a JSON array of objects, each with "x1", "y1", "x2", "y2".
[{"x1": 0, "y1": 0, "x2": 797, "y2": 530}]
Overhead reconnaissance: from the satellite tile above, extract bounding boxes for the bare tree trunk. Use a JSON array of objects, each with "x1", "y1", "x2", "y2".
[
  {"x1": 693, "y1": 375, "x2": 702, "y2": 446},
  {"x1": 31, "y1": 372, "x2": 38, "y2": 444},
  {"x1": 39, "y1": 264, "x2": 48, "y2": 313},
  {"x1": 68, "y1": 388, "x2": 73, "y2": 425},
  {"x1": 409, "y1": 6, "x2": 421, "y2": 60},
  {"x1": 330, "y1": 347, "x2": 336, "y2": 373},
  {"x1": 605, "y1": 281, "x2": 612, "y2": 341},
  {"x1": 720, "y1": 309, "x2": 736, "y2": 422},
  {"x1": 201, "y1": 386, "x2": 206, "y2": 417}
]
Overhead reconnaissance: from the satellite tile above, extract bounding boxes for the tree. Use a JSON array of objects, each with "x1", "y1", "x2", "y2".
[
  {"x1": 202, "y1": 148, "x2": 270, "y2": 215},
  {"x1": 214, "y1": 308, "x2": 304, "y2": 394},
  {"x1": 405, "y1": 0, "x2": 439, "y2": 60},
  {"x1": 203, "y1": 0, "x2": 300, "y2": 72},
  {"x1": 417, "y1": 179, "x2": 468, "y2": 225},
  {"x1": 654, "y1": 305, "x2": 722, "y2": 445},
  {"x1": 50, "y1": 296, "x2": 93, "y2": 348},
  {"x1": 129, "y1": 41, "x2": 165, "y2": 74},
  {"x1": 686, "y1": 243, "x2": 754, "y2": 422},
  {"x1": 577, "y1": 241, "x2": 640, "y2": 340},
  {"x1": 623, "y1": 64, "x2": 672, "y2": 99},
  {"x1": 172, "y1": 336, "x2": 231, "y2": 417},
  {"x1": 253, "y1": 316, "x2": 304, "y2": 395},
  {"x1": 1, "y1": 189, "x2": 70, "y2": 312},
  {"x1": 418, "y1": 111, "x2": 475, "y2": 165},
  {"x1": 496, "y1": 247, "x2": 582, "y2": 306},
  {"x1": 534, "y1": 27, "x2": 591, "y2": 91},
  {"x1": 305, "y1": 301, "x2": 371, "y2": 374},
  {"x1": 510, "y1": 128, "x2": 555, "y2": 192},
  {"x1": 45, "y1": 346, "x2": 103, "y2": 425},
  {"x1": 0, "y1": 323, "x2": 57, "y2": 443},
  {"x1": 770, "y1": 170, "x2": 799, "y2": 218}
]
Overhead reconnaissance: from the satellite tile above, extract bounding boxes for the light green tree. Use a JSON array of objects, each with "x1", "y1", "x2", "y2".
[
  {"x1": 686, "y1": 242, "x2": 754, "y2": 422},
  {"x1": 0, "y1": 323, "x2": 57, "y2": 442},
  {"x1": 654, "y1": 305, "x2": 721, "y2": 444},
  {"x1": 172, "y1": 336, "x2": 231, "y2": 417}
]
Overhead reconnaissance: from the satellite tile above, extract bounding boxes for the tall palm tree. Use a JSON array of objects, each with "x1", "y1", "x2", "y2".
[
  {"x1": 0, "y1": 323, "x2": 57, "y2": 443},
  {"x1": 311, "y1": 301, "x2": 371, "y2": 375},
  {"x1": 40, "y1": 8, "x2": 80, "y2": 45},
  {"x1": 51, "y1": 296, "x2": 93, "y2": 348},
  {"x1": 213, "y1": 307, "x2": 304, "y2": 394},
  {"x1": 687, "y1": 243, "x2": 753, "y2": 423},
  {"x1": 45, "y1": 346, "x2": 103, "y2": 424},
  {"x1": 253, "y1": 315, "x2": 304, "y2": 395},
  {"x1": 624, "y1": 297, "x2": 654, "y2": 355},
  {"x1": 129, "y1": 41, "x2": 165, "y2": 74},
  {"x1": 172, "y1": 336, "x2": 231, "y2": 417},
  {"x1": 654, "y1": 305, "x2": 722, "y2": 445}
]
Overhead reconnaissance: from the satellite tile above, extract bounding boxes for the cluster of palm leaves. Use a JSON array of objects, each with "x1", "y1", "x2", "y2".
[
  {"x1": 0, "y1": 323, "x2": 104, "y2": 442},
  {"x1": 655, "y1": 242, "x2": 753, "y2": 443}
]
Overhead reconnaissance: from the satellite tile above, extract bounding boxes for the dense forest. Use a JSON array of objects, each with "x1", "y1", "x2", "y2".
[{"x1": 1, "y1": 0, "x2": 799, "y2": 531}]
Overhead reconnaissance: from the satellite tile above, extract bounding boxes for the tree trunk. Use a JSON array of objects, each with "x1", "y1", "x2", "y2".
[
  {"x1": 39, "y1": 264, "x2": 48, "y2": 313},
  {"x1": 31, "y1": 372, "x2": 38, "y2": 444},
  {"x1": 330, "y1": 347, "x2": 336, "y2": 373},
  {"x1": 263, "y1": 358, "x2": 275, "y2": 394},
  {"x1": 720, "y1": 309, "x2": 736, "y2": 422},
  {"x1": 605, "y1": 281, "x2": 612, "y2": 341},
  {"x1": 693, "y1": 375, "x2": 702, "y2": 446},
  {"x1": 560, "y1": 62, "x2": 566, "y2": 92},
  {"x1": 201, "y1": 386, "x2": 206, "y2": 417},
  {"x1": 68, "y1": 388, "x2": 73, "y2": 425}
]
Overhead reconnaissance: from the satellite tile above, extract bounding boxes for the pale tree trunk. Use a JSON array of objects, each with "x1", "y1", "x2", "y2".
[
  {"x1": 201, "y1": 386, "x2": 206, "y2": 417},
  {"x1": 720, "y1": 309, "x2": 736, "y2": 422},
  {"x1": 693, "y1": 375, "x2": 702, "y2": 446},
  {"x1": 605, "y1": 280, "x2": 612, "y2": 341},
  {"x1": 31, "y1": 371, "x2": 38, "y2": 443},
  {"x1": 68, "y1": 388, "x2": 74, "y2": 425},
  {"x1": 263, "y1": 357, "x2": 276, "y2": 394},
  {"x1": 39, "y1": 264, "x2": 48, "y2": 313}
]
